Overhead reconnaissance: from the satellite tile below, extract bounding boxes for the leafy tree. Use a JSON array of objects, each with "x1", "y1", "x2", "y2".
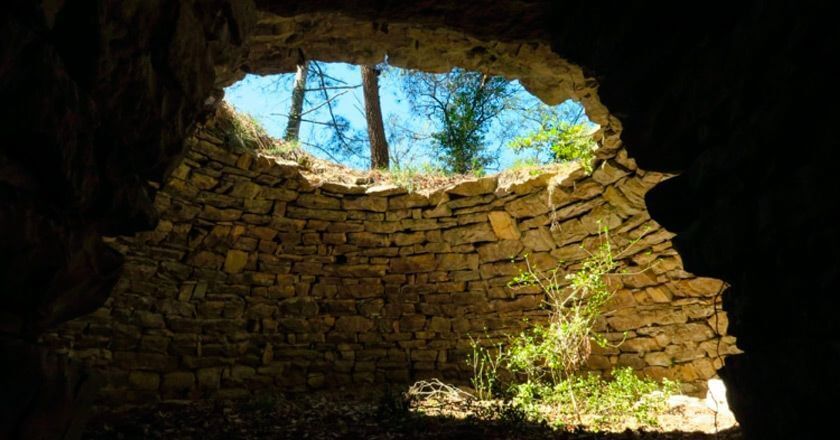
[
  {"x1": 400, "y1": 68, "x2": 517, "y2": 174},
  {"x1": 270, "y1": 61, "x2": 367, "y2": 164},
  {"x1": 509, "y1": 106, "x2": 598, "y2": 172}
]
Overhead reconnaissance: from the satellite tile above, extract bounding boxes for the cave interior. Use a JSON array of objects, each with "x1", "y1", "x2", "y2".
[{"x1": 1, "y1": 1, "x2": 838, "y2": 439}]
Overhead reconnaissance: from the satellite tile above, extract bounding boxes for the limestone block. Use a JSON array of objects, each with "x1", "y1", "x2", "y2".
[
  {"x1": 446, "y1": 176, "x2": 497, "y2": 196},
  {"x1": 487, "y1": 211, "x2": 520, "y2": 240},
  {"x1": 128, "y1": 371, "x2": 160, "y2": 391},
  {"x1": 477, "y1": 240, "x2": 523, "y2": 263},
  {"x1": 135, "y1": 311, "x2": 165, "y2": 329},
  {"x1": 504, "y1": 193, "x2": 551, "y2": 218},
  {"x1": 343, "y1": 196, "x2": 387, "y2": 212},
  {"x1": 668, "y1": 278, "x2": 726, "y2": 298},
  {"x1": 442, "y1": 222, "x2": 496, "y2": 245},
  {"x1": 229, "y1": 365, "x2": 256, "y2": 382},
  {"x1": 200, "y1": 205, "x2": 242, "y2": 222},
  {"x1": 335, "y1": 316, "x2": 374, "y2": 333},
  {"x1": 197, "y1": 368, "x2": 222, "y2": 390},
  {"x1": 421, "y1": 203, "x2": 451, "y2": 218},
  {"x1": 437, "y1": 253, "x2": 479, "y2": 271},
  {"x1": 394, "y1": 231, "x2": 425, "y2": 246},
  {"x1": 390, "y1": 254, "x2": 436, "y2": 273},
  {"x1": 297, "y1": 193, "x2": 341, "y2": 209},
  {"x1": 399, "y1": 315, "x2": 426, "y2": 332},
  {"x1": 262, "y1": 187, "x2": 298, "y2": 201},
  {"x1": 286, "y1": 206, "x2": 347, "y2": 221},
  {"x1": 401, "y1": 219, "x2": 439, "y2": 231},
  {"x1": 161, "y1": 372, "x2": 195, "y2": 391},
  {"x1": 390, "y1": 193, "x2": 432, "y2": 209},
  {"x1": 348, "y1": 232, "x2": 391, "y2": 247},
  {"x1": 229, "y1": 181, "x2": 262, "y2": 199},
  {"x1": 591, "y1": 160, "x2": 629, "y2": 185},
  {"x1": 223, "y1": 249, "x2": 249, "y2": 273},
  {"x1": 279, "y1": 298, "x2": 319, "y2": 317},
  {"x1": 522, "y1": 227, "x2": 554, "y2": 252}
]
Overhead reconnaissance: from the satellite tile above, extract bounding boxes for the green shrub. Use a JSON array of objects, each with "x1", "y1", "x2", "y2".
[
  {"x1": 468, "y1": 223, "x2": 677, "y2": 430},
  {"x1": 509, "y1": 115, "x2": 598, "y2": 173}
]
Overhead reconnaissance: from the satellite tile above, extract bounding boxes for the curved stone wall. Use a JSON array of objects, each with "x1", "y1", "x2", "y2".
[{"x1": 43, "y1": 109, "x2": 736, "y2": 402}]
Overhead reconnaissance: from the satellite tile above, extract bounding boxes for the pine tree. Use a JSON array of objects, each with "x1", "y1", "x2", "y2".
[{"x1": 361, "y1": 64, "x2": 389, "y2": 169}]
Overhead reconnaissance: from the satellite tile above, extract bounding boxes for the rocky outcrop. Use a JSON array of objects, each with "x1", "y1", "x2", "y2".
[{"x1": 44, "y1": 110, "x2": 735, "y2": 402}]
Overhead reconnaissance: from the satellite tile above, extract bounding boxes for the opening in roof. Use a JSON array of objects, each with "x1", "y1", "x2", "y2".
[{"x1": 223, "y1": 61, "x2": 599, "y2": 186}]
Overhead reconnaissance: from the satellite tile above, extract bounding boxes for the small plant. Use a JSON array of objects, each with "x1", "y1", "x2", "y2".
[
  {"x1": 469, "y1": 336, "x2": 505, "y2": 401},
  {"x1": 226, "y1": 109, "x2": 271, "y2": 151},
  {"x1": 508, "y1": 157, "x2": 544, "y2": 176},
  {"x1": 262, "y1": 139, "x2": 300, "y2": 157},
  {"x1": 377, "y1": 382, "x2": 412, "y2": 420},
  {"x1": 388, "y1": 164, "x2": 420, "y2": 192},
  {"x1": 466, "y1": 223, "x2": 677, "y2": 430},
  {"x1": 385, "y1": 162, "x2": 452, "y2": 192}
]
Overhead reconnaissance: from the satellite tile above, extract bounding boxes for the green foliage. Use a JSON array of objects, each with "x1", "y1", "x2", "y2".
[
  {"x1": 507, "y1": 158, "x2": 544, "y2": 176},
  {"x1": 262, "y1": 138, "x2": 300, "y2": 157},
  {"x1": 507, "y1": 368, "x2": 678, "y2": 430},
  {"x1": 469, "y1": 336, "x2": 505, "y2": 401},
  {"x1": 510, "y1": 113, "x2": 598, "y2": 173},
  {"x1": 387, "y1": 165, "x2": 420, "y2": 192},
  {"x1": 401, "y1": 68, "x2": 516, "y2": 174},
  {"x1": 386, "y1": 162, "x2": 451, "y2": 192},
  {"x1": 467, "y1": 223, "x2": 676, "y2": 430}
]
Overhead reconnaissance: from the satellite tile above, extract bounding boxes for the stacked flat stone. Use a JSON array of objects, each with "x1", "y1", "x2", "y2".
[{"x1": 41, "y1": 110, "x2": 738, "y2": 402}]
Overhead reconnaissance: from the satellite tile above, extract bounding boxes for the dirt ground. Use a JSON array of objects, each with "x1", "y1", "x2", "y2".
[{"x1": 82, "y1": 383, "x2": 739, "y2": 440}]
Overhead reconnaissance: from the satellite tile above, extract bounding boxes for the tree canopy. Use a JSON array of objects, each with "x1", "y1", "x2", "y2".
[
  {"x1": 225, "y1": 62, "x2": 599, "y2": 174},
  {"x1": 399, "y1": 68, "x2": 518, "y2": 174}
]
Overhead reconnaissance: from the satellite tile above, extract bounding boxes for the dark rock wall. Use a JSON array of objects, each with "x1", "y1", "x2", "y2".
[
  {"x1": 546, "y1": 4, "x2": 840, "y2": 439},
  {"x1": 0, "y1": 1, "x2": 255, "y2": 437},
  {"x1": 2, "y1": 1, "x2": 837, "y2": 438}
]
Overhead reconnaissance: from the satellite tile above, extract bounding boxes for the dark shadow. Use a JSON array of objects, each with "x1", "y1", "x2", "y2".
[{"x1": 81, "y1": 395, "x2": 742, "y2": 440}]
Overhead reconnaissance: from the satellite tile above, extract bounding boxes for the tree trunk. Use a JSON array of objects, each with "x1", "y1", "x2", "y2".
[
  {"x1": 361, "y1": 64, "x2": 389, "y2": 169},
  {"x1": 284, "y1": 61, "x2": 309, "y2": 141}
]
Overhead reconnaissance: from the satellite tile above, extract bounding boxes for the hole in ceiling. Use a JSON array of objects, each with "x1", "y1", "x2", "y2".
[{"x1": 223, "y1": 61, "x2": 598, "y2": 175}]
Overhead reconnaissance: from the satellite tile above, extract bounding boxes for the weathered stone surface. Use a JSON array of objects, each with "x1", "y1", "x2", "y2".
[
  {"x1": 442, "y1": 223, "x2": 496, "y2": 245},
  {"x1": 505, "y1": 193, "x2": 551, "y2": 218},
  {"x1": 335, "y1": 316, "x2": 374, "y2": 333},
  {"x1": 477, "y1": 240, "x2": 524, "y2": 263},
  {"x1": 446, "y1": 176, "x2": 497, "y2": 196},
  {"x1": 343, "y1": 196, "x2": 388, "y2": 212},
  {"x1": 49, "y1": 105, "x2": 731, "y2": 408},
  {"x1": 224, "y1": 250, "x2": 249, "y2": 273},
  {"x1": 390, "y1": 254, "x2": 437, "y2": 273},
  {"x1": 162, "y1": 372, "x2": 195, "y2": 391},
  {"x1": 522, "y1": 227, "x2": 555, "y2": 252},
  {"x1": 348, "y1": 232, "x2": 391, "y2": 247},
  {"x1": 297, "y1": 193, "x2": 341, "y2": 209},
  {"x1": 437, "y1": 254, "x2": 479, "y2": 271},
  {"x1": 129, "y1": 371, "x2": 160, "y2": 391},
  {"x1": 487, "y1": 211, "x2": 520, "y2": 240}
]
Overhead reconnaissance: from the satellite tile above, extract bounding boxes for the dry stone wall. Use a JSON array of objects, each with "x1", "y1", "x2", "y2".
[{"x1": 43, "y1": 111, "x2": 737, "y2": 402}]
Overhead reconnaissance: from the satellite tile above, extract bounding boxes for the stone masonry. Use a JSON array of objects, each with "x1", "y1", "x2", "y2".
[{"x1": 42, "y1": 109, "x2": 738, "y2": 402}]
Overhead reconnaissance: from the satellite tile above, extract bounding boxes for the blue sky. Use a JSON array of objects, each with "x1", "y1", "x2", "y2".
[{"x1": 224, "y1": 62, "x2": 591, "y2": 172}]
